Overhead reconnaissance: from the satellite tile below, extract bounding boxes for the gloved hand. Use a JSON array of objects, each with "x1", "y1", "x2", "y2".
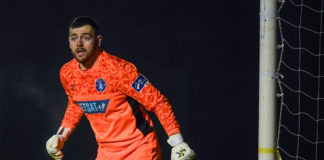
[
  {"x1": 46, "y1": 127, "x2": 71, "y2": 160},
  {"x1": 168, "y1": 133, "x2": 196, "y2": 160},
  {"x1": 46, "y1": 135, "x2": 64, "y2": 160}
]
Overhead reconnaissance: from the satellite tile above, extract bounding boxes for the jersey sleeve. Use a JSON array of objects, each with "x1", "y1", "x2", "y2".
[
  {"x1": 114, "y1": 62, "x2": 180, "y2": 136},
  {"x1": 59, "y1": 67, "x2": 83, "y2": 132}
]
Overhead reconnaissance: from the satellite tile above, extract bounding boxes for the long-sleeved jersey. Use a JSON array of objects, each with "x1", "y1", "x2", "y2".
[{"x1": 59, "y1": 50, "x2": 180, "y2": 151}]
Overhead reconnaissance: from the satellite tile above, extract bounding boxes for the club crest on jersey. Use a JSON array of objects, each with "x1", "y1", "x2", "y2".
[
  {"x1": 76, "y1": 99, "x2": 110, "y2": 114},
  {"x1": 132, "y1": 74, "x2": 148, "y2": 93},
  {"x1": 95, "y1": 78, "x2": 106, "y2": 92}
]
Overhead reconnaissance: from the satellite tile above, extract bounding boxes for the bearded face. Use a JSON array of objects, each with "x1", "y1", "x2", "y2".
[{"x1": 69, "y1": 25, "x2": 101, "y2": 68}]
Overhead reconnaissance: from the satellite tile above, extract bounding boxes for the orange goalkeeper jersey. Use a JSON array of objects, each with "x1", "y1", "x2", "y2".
[{"x1": 59, "y1": 50, "x2": 180, "y2": 150}]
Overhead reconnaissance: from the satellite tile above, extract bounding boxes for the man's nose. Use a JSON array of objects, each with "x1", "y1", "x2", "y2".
[{"x1": 77, "y1": 38, "x2": 83, "y2": 46}]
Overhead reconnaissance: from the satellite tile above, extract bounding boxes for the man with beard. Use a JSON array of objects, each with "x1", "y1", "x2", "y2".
[{"x1": 45, "y1": 16, "x2": 195, "y2": 160}]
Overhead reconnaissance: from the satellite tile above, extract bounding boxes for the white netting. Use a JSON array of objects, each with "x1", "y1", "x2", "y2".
[{"x1": 277, "y1": 0, "x2": 324, "y2": 159}]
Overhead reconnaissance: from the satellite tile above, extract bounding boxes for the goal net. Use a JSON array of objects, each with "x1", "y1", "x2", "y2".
[{"x1": 276, "y1": 0, "x2": 324, "y2": 159}]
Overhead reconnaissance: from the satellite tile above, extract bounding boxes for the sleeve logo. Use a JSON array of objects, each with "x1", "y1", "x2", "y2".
[
  {"x1": 132, "y1": 74, "x2": 148, "y2": 93},
  {"x1": 76, "y1": 99, "x2": 110, "y2": 114}
]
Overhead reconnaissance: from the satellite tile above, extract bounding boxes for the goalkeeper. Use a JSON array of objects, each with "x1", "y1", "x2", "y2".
[{"x1": 46, "y1": 16, "x2": 195, "y2": 160}]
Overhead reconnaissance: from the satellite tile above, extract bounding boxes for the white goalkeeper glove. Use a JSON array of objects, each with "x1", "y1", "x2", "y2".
[
  {"x1": 46, "y1": 127, "x2": 71, "y2": 160},
  {"x1": 167, "y1": 133, "x2": 196, "y2": 160}
]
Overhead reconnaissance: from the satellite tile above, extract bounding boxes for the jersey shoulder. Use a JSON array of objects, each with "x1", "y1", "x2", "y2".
[
  {"x1": 102, "y1": 51, "x2": 137, "y2": 73},
  {"x1": 59, "y1": 59, "x2": 78, "y2": 80}
]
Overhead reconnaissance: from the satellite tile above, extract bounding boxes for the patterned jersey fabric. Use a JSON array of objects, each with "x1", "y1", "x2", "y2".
[{"x1": 59, "y1": 50, "x2": 180, "y2": 150}]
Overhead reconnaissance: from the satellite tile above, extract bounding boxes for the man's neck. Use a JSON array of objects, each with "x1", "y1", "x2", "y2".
[{"x1": 79, "y1": 49, "x2": 101, "y2": 71}]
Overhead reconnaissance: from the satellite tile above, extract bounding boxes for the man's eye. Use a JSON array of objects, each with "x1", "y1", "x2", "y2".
[
  {"x1": 71, "y1": 37, "x2": 77, "y2": 41},
  {"x1": 83, "y1": 37, "x2": 91, "y2": 41}
]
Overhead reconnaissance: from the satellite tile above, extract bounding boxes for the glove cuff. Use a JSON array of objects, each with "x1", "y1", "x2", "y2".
[
  {"x1": 167, "y1": 133, "x2": 184, "y2": 147},
  {"x1": 57, "y1": 127, "x2": 71, "y2": 142}
]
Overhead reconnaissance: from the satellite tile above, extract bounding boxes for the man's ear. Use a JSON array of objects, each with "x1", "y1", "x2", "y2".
[
  {"x1": 68, "y1": 37, "x2": 72, "y2": 49},
  {"x1": 97, "y1": 35, "x2": 102, "y2": 47}
]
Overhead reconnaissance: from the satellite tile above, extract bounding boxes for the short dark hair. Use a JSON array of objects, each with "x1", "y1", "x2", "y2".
[{"x1": 69, "y1": 16, "x2": 100, "y2": 35}]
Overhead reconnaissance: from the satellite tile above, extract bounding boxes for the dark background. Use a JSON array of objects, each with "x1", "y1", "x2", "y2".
[{"x1": 0, "y1": 0, "x2": 259, "y2": 159}]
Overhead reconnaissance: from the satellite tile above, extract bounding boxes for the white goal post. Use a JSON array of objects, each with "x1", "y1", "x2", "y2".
[{"x1": 258, "y1": 0, "x2": 278, "y2": 159}]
